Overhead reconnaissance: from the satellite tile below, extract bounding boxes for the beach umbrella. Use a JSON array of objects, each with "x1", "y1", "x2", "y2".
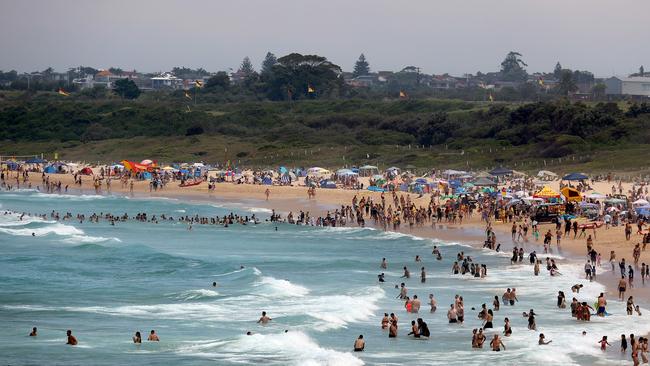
[
  {"x1": 415, "y1": 178, "x2": 428, "y2": 184},
  {"x1": 462, "y1": 182, "x2": 475, "y2": 188},
  {"x1": 141, "y1": 159, "x2": 153, "y2": 165},
  {"x1": 336, "y1": 168, "x2": 354, "y2": 175},
  {"x1": 560, "y1": 187, "x2": 582, "y2": 202},
  {"x1": 563, "y1": 172, "x2": 588, "y2": 181},
  {"x1": 633, "y1": 199, "x2": 649, "y2": 206}
]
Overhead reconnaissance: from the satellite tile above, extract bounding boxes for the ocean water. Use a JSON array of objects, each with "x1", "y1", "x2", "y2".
[{"x1": 0, "y1": 190, "x2": 648, "y2": 366}]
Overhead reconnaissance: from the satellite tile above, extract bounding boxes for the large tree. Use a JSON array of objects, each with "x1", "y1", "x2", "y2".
[
  {"x1": 553, "y1": 62, "x2": 563, "y2": 79},
  {"x1": 260, "y1": 52, "x2": 277, "y2": 81},
  {"x1": 557, "y1": 69, "x2": 577, "y2": 96},
  {"x1": 113, "y1": 78, "x2": 140, "y2": 99},
  {"x1": 499, "y1": 51, "x2": 528, "y2": 81},
  {"x1": 205, "y1": 71, "x2": 230, "y2": 90},
  {"x1": 352, "y1": 53, "x2": 370, "y2": 77},
  {"x1": 239, "y1": 56, "x2": 255, "y2": 76},
  {"x1": 267, "y1": 53, "x2": 342, "y2": 100}
]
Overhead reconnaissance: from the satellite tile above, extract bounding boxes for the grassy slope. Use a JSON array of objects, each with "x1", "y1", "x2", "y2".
[{"x1": 1, "y1": 91, "x2": 649, "y2": 176}]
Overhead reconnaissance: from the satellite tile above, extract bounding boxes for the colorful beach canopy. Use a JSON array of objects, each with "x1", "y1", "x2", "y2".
[
  {"x1": 560, "y1": 187, "x2": 582, "y2": 202},
  {"x1": 563, "y1": 172, "x2": 588, "y2": 181},
  {"x1": 534, "y1": 186, "x2": 560, "y2": 198}
]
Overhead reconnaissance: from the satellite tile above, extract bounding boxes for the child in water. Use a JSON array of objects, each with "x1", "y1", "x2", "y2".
[{"x1": 599, "y1": 336, "x2": 611, "y2": 351}]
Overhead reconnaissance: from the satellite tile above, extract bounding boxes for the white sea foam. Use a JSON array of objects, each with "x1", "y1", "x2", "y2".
[
  {"x1": 255, "y1": 276, "x2": 311, "y2": 297},
  {"x1": 247, "y1": 207, "x2": 273, "y2": 214},
  {"x1": 172, "y1": 289, "x2": 220, "y2": 301},
  {"x1": 177, "y1": 331, "x2": 363, "y2": 366},
  {"x1": 61, "y1": 235, "x2": 122, "y2": 244},
  {"x1": 0, "y1": 222, "x2": 84, "y2": 237}
]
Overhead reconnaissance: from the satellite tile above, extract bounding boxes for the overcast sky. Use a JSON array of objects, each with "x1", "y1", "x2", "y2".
[{"x1": 1, "y1": 0, "x2": 648, "y2": 77}]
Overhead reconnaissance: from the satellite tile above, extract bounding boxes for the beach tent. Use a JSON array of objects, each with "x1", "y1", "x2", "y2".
[
  {"x1": 537, "y1": 170, "x2": 558, "y2": 178},
  {"x1": 26, "y1": 158, "x2": 47, "y2": 164},
  {"x1": 560, "y1": 187, "x2": 582, "y2": 202},
  {"x1": 563, "y1": 172, "x2": 588, "y2": 181},
  {"x1": 320, "y1": 180, "x2": 337, "y2": 189},
  {"x1": 586, "y1": 192, "x2": 605, "y2": 199},
  {"x1": 79, "y1": 167, "x2": 93, "y2": 175},
  {"x1": 262, "y1": 177, "x2": 272, "y2": 185},
  {"x1": 358, "y1": 165, "x2": 379, "y2": 177},
  {"x1": 471, "y1": 177, "x2": 497, "y2": 186},
  {"x1": 44, "y1": 165, "x2": 57, "y2": 173},
  {"x1": 534, "y1": 186, "x2": 560, "y2": 199},
  {"x1": 385, "y1": 167, "x2": 400, "y2": 172},
  {"x1": 336, "y1": 168, "x2": 354, "y2": 175},
  {"x1": 489, "y1": 167, "x2": 513, "y2": 176}
]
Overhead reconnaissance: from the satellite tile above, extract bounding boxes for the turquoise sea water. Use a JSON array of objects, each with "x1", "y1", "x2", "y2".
[{"x1": 0, "y1": 190, "x2": 648, "y2": 365}]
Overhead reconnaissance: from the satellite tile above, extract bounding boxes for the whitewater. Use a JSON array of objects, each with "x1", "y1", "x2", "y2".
[{"x1": 1, "y1": 189, "x2": 648, "y2": 365}]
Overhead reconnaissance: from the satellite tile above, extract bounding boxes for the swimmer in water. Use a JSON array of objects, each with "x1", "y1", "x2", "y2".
[
  {"x1": 148, "y1": 330, "x2": 160, "y2": 341},
  {"x1": 429, "y1": 294, "x2": 437, "y2": 312},
  {"x1": 29, "y1": 327, "x2": 37, "y2": 336},
  {"x1": 490, "y1": 334, "x2": 505, "y2": 352},
  {"x1": 66, "y1": 330, "x2": 78, "y2": 345},
  {"x1": 401, "y1": 266, "x2": 410, "y2": 278},
  {"x1": 538, "y1": 333, "x2": 552, "y2": 345},
  {"x1": 381, "y1": 258, "x2": 387, "y2": 269},
  {"x1": 378, "y1": 273, "x2": 385, "y2": 282},
  {"x1": 257, "y1": 311, "x2": 272, "y2": 324},
  {"x1": 212, "y1": 281, "x2": 217, "y2": 287},
  {"x1": 133, "y1": 331, "x2": 142, "y2": 344},
  {"x1": 599, "y1": 336, "x2": 611, "y2": 351},
  {"x1": 381, "y1": 313, "x2": 390, "y2": 329},
  {"x1": 353, "y1": 335, "x2": 365, "y2": 351}
]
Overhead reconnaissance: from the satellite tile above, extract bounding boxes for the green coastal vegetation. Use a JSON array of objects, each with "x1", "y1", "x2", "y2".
[{"x1": 1, "y1": 52, "x2": 649, "y2": 174}]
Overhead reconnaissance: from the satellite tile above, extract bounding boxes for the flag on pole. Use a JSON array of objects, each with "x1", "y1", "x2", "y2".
[
  {"x1": 399, "y1": 90, "x2": 407, "y2": 98},
  {"x1": 194, "y1": 80, "x2": 203, "y2": 88},
  {"x1": 58, "y1": 88, "x2": 70, "y2": 96},
  {"x1": 307, "y1": 85, "x2": 315, "y2": 93},
  {"x1": 488, "y1": 94, "x2": 494, "y2": 102},
  {"x1": 538, "y1": 77, "x2": 544, "y2": 86},
  {"x1": 184, "y1": 91, "x2": 192, "y2": 100}
]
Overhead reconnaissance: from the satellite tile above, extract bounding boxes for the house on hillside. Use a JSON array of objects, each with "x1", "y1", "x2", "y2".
[
  {"x1": 151, "y1": 72, "x2": 183, "y2": 90},
  {"x1": 604, "y1": 76, "x2": 650, "y2": 97}
]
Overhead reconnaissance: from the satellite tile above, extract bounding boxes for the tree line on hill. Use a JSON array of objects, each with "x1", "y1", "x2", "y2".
[{"x1": 1, "y1": 51, "x2": 643, "y2": 103}]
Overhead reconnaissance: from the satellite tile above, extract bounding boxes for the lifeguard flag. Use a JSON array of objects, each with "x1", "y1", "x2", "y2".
[
  {"x1": 194, "y1": 80, "x2": 203, "y2": 88},
  {"x1": 488, "y1": 94, "x2": 494, "y2": 102},
  {"x1": 184, "y1": 91, "x2": 192, "y2": 100},
  {"x1": 538, "y1": 77, "x2": 545, "y2": 86},
  {"x1": 58, "y1": 88, "x2": 70, "y2": 96},
  {"x1": 307, "y1": 85, "x2": 315, "y2": 93},
  {"x1": 399, "y1": 90, "x2": 407, "y2": 98}
]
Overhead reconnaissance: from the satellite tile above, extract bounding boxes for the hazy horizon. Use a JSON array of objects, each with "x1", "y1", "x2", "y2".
[{"x1": 1, "y1": 0, "x2": 649, "y2": 77}]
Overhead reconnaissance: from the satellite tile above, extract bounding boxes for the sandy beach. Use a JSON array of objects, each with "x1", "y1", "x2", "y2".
[{"x1": 30, "y1": 171, "x2": 650, "y2": 309}]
